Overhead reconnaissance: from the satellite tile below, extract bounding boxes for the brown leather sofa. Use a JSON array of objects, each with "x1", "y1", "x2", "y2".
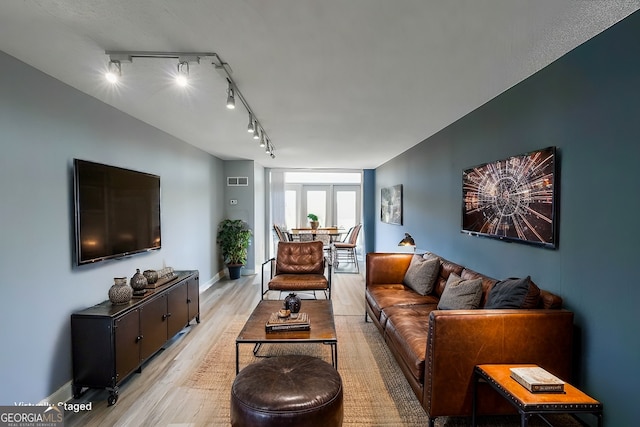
[{"x1": 365, "y1": 252, "x2": 574, "y2": 426}]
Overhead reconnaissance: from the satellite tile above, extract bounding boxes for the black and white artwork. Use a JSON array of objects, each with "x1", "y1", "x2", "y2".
[{"x1": 381, "y1": 184, "x2": 402, "y2": 225}]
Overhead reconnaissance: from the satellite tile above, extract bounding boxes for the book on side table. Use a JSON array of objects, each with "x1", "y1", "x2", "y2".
[
  {"x1": 509, "y1": 366, "x2": 565, "y2": 393},
  {"x1": 266, "y1": 312, "x2": 310, "y2": 332}
]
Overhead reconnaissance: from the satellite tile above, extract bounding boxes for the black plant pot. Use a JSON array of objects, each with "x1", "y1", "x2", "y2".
[{"x1": 227, "y1": 264, "x2": 243, "y2": 280}]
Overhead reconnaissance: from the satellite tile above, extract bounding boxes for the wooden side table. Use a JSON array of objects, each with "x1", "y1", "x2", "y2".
[{"x1": 473, "y1": 364, "x2": 602, "y2": 427}]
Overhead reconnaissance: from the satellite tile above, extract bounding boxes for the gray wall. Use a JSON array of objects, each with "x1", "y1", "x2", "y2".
[
  {"x1": 0, "y1": 51, "x2": 225, "y2": 404},
  {"x1": 374, "y1": 12, "x2": 639, "y2": 426},
  {"x1": 222, "y1": 160, "x2": 264, "y2": 274}
]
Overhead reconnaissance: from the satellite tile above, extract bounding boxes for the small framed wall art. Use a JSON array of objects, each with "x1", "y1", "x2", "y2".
[{"x1": 381, "y1": 184, "x2": 403, "y2": 225}]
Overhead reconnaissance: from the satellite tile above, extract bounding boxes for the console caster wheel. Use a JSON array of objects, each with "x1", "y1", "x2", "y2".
[
  {"x1": 72, "y1": 384, "x2": 83, "y2": 399},
  {"x1": 107, "y1": 392, "x2": 118, "y2": 406}
]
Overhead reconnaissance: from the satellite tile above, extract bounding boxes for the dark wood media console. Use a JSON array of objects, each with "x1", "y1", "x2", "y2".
[{"x1": 71, "y1": 270, "x2": 200, "y2": 405}]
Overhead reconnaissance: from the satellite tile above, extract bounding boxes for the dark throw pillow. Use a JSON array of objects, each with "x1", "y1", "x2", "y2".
[
  {"x1": 437, "y1": 273, "x2": 483, "y2": 310},
  {"x1": 484, "y1": 276, "x2": 540, "y2": 309},
  {"x1": 403, "y1": 255, "x2": 440, "y2": 296}
]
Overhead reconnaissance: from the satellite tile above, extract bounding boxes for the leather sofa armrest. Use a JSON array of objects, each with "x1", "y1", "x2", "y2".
[
  {"x1": 424, "y1": 309, "x2": 574, "y2": 418},
  {"x1": 539, "y1": 289, "x2": 563, "y2": 308},
  {"x1": 366, "y1": 253, "x2": 413, "y2": 288}
]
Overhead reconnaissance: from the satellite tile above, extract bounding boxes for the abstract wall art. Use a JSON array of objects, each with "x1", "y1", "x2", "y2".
[
  {"x1": 381, "y1": 184, "x2": 403, "y2": 225},
  {"x1": 462, "y1": 146, "x2": 558, "y2": 248}
]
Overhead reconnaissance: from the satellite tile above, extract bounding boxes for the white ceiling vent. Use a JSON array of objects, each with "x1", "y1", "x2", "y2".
[{"x1": 227, "y1": 177, "x2": 249, "y2": 186}]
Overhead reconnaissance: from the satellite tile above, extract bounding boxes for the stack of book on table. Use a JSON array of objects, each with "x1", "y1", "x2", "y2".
[
  {"x1": 509, "y1": 366, "x2": 565, "y2": 393},
  {"x1": 266, "y1": 312, "x2": 310, "y2": 332}
]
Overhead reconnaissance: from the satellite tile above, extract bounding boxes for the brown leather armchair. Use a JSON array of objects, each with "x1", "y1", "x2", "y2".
[{"x1": 262, "y1": 241, "x2": 332, "y2": 299}]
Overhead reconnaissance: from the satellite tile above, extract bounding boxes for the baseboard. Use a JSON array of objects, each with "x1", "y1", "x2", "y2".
[
  {"x1": 199, "y1": 273, "x2": 220, "y2": 293},
  {"x1": 39, "y1": 381, "x2": 73, "y2": 405}
]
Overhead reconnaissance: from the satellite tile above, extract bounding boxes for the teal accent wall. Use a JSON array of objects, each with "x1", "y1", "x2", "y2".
[
  {"x1": 362, "y1": 169, "x2": 376, "y2": 255},
  {"x1": 375, "y1": 12, "x2": 640, "y2": 425},
  {"x1": 375, "y1": 12, "x2": 640, "y2": 426},
  {"x1": 0, "y1": 51, "x2": 225, "y2": 404}
]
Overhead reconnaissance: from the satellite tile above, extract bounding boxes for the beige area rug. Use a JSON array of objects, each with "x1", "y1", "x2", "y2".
[{"x1": 184, "y1": 315, "x2": 581, "y2": 427}]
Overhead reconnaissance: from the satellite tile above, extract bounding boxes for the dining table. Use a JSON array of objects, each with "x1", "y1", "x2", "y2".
[{"x1": 288, "y1": 228, "x2": 347, "y2": 243}]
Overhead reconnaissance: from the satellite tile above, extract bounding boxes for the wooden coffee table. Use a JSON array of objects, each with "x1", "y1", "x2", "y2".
[
  {"x1": 473, "y1": 364, "x2": 602, "y2": 427},
  {"x1": 235, "y1": 300, "x2": 338, "y2": 373}
]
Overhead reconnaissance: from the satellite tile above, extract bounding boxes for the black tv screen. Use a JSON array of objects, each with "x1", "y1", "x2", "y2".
[
  {"x1": 462, "y1": 146, "x2": 558, "y2": 248},
  {"x1": 73, "y1": 159, "x2": 161, "y2": 265}
]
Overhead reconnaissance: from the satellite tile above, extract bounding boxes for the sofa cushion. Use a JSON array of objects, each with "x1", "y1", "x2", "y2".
[
  {"x1": 484, "y1": 276, "x2": 541, "y2": 309},
  {"x1": 383, "y1": 305, "x2": 435, "y2": 383},
  {"x1": 366, "y1": 285, "x2": 439, "y2": 322},
  {"x1": 379, "y1": 302, "x2": 438, "y2": 330},
  {"x1": 402, "y1": 255, "x2": 440, "y2": 296},
  {"x1": 437, "y1": 273, "x2": 483, "y2": 310}
]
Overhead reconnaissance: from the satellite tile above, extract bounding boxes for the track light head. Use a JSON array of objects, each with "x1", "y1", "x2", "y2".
[
  {"x1": 226, "y1": 81, "x2": 235, "y2": 109},
  {"x1": 247, "y1": 115, "x2": 255, "y2": 133},
  {"x1": 266, "y1": 140, "x2": 275, "y2": 158},
  {"x1": 259, "y1": 133, "x2": 266, "y2": 148},
  {"x1": 253, "y1": 126, "x2": 260, "y2": 140},
  {"x1": 105, "y1": 60, "x2": 121, "y2": 84},
  {"x1": 176, "y1": 61, "x2": 189, "y2": 87}
]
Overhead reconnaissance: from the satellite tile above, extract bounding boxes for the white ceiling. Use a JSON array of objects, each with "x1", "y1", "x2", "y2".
[{"x1": 1, "y1": 1, "x2": 638, "y2": 169}]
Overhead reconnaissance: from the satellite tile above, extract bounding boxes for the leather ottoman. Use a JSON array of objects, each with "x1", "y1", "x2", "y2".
[{"x1": 230, "y1": 355, "x2": 343, "y2": 426}]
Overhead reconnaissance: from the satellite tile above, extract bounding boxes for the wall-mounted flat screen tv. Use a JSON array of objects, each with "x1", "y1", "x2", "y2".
[
  {"x1": 462, "y1": 146, "x2": 558, "y2": 249},
  {"x1": 73, "y1": 159, "x2": 161, "y2": 265}
]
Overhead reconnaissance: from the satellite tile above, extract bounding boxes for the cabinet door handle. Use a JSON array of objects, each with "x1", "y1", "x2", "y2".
[
  {"x1": 136, "y1": 335, "x2": 143, "y2": 342},
  {"x1": 187, "y1": 298, "x2": 192, "y2": 303},
  {"x1": 162, "y1": 313, "x2": 172, "y2": 320}
]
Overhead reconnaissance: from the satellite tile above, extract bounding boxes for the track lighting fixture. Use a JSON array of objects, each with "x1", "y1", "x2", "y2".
[
  {"x1": 266, "y1": 139, "x2": 275, "y2": 158},
  {"x1": 176, "y1": 61, "x2": 189, "y2": 87},
  {"x1": 247, "y1": 115, "x2": 255, "y2": 133},
  {"x1": 103, "y1": 50, "x2": 275, "y2": 159},
  {"x1": 226, "y1": 80, "x2": 235, "y2": 109},
  {"x1": 265, "y1": 141, "x2": 275, "y2": 158},
  {"x1": 105, "y1": 60, "x2": 121, "y2": 84}
]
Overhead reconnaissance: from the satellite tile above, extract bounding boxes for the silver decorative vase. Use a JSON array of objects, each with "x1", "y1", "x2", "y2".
[
  {"x1": 130, "y1": 269, "x2": 148, "y2": 296},
  {"x1": 109, "y1": 277, "x2": 133, "y2": 305},
  {"x1": 143, "y1": 269, "x2": 158, "y2": 285}
]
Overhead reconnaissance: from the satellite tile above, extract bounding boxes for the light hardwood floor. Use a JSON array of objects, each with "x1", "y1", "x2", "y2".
[{"x1": 65, "y1": 266, "x2": 365, "y2": 426}]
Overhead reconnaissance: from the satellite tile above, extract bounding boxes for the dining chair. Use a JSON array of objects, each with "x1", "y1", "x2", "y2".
[
  {"x1": 333, "y1": 223, "x2": 362, "y2": 273},
  {"x1": 261, "y1": 241, "x2": 332, "y2": 299},
  {"x1": 273, "y1": 224, "x2": 291, "y2": 242},
  {"x1": 273, "y1": 224, "x2": 285, "y2": 242}
]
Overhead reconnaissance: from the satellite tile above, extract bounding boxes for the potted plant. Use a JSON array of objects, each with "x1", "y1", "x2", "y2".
[
  {"x1": 307, "y1": 213, "x2": 320, "y2": 229},
  {"x1": 216, "y1": 219, "x2": 252, "y2": 280}
]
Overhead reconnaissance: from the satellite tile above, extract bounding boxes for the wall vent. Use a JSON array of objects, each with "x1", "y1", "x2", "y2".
[{"x1": 227, "y1": 176, "x2": 249, "y2": 186}]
